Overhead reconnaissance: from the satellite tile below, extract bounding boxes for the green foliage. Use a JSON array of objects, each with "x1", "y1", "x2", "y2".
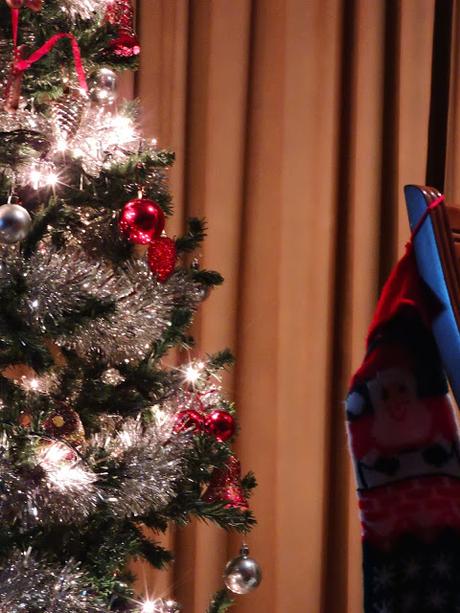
[
  {"x1": 191, "y1": 269, "x2": 224, "y2": 287},
  {"x1": 207, "y1": 349, "x2": 236, "y2": 371},
  {"x1": 206, "y1": 589, "x2": 235, "y2": 613},
  {"x1": 175, "y1": 217, "x2": 207, "y2": 253}
]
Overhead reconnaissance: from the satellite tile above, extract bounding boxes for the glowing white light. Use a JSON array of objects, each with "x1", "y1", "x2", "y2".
[
  {"x1": 29, "y1": 378, "x2": 40, "y2": 391},
  {"x1": 49, "y1": 464, "x2": 94, "y2": 490},
  {"x1": 30, "y1": 299, "x2": 39, "y2": 309},
  {"x1": 39, "y1": 442, "x2": 96, "y2": 491},
  {"x1": 109, "y1": 115, "x2": 136, "y2": 145},
  {"x1": 46, "y1": 172, "x2": 59, "y2": 187},
  {"x1": 30, "y1": 169, "x2": 42, "y2": 190},
  {"x1": 56, "y1": 138, "x2": 68, "y2": 152},
  {"x1": 41, "y1": 442, "x2": 70, "y2": 465},
  {"x1": 141, "y1": 601, "x2": 156, "y2": 613},
  {"x1": 183, "y1": 361, "x2": 205, "y2": 384}
]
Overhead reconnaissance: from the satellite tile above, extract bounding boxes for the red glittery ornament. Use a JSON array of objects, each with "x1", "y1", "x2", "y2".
[
  {"x1": 148, "y1": 237, "x2": 177, "y2": 282},
  {"x1": 119, "y1": 198, "x2": 165, "y2": 245},
  {"x1": 202, "y1": 456, "x2": 248, "y2": 510},
  {"x1": 109, "y1": 32, "x2": 140, "y2": 58},
  {"x1": 204, "y1": 410, "x2": 236, "y2": 442},
  {"x1": 105, "y1": 0, "x2": 134, "y2": 30},
  {"x1": 105, "y1": 0, "x2": 140, "y2": 58},
  {"x1": 174, "y1": 409, "x2": 204, "y2": 434}
]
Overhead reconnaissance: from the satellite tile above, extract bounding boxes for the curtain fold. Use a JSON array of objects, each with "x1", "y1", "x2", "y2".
[{"x1": 132, "y1": 1, "x2": 455, "y2": 611}]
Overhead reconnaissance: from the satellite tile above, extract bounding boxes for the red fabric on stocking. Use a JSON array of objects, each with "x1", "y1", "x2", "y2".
[{"x1": 346, "y1": 244, "x2": 460, "y2": 612}]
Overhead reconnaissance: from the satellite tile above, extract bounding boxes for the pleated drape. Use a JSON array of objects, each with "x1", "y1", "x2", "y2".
[{"x1": 129, "y1": 2, "x2": 460, "y2": 611}]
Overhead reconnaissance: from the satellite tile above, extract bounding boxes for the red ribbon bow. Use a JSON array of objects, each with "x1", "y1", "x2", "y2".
[{"x1": 4, "y1": 7, "x2": 88, "y2": 110}]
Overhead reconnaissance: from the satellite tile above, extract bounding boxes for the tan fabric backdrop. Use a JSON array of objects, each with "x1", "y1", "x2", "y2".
[{"x1": 125, "y1": 1, "x2": 460, "y2": 611}]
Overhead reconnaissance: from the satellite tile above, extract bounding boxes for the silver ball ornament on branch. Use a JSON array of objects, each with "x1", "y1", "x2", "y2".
[
  {"x1": 223, "y1": 545, "x2": 262, "y2": 595},
  {"x1": 89, "y1": 67, "x2": 118, "y2": 106},
  {"x1": 0, "y1": 203, "x2": 32, "y2": 244}
]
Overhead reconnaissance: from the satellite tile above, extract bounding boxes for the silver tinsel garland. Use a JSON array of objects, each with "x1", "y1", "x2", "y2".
[
  {"x1": 0, "y1": 103, "x2": 143, "y2": 185},
  {"x1": 0, "y1": 550, "x2": 108, "y2": 613},
  {"x1": 57, "y1": 258, "x2": 204, "y2": 364},
  {"x1": 0, "y1": 436, "x2": 99, "y2": 528},
  {"x1": 90, "y1": 416, "x2": 185, "y2": 518},
  {"x1": 0, "y1": 410, "x2": 186, "y2": 528},
  {"x1": 60, "y1": 0, "x2": 110, "y2": 20},
  {"x1": 71, "y1": 106, "x2": 141, "y2": 176},
  {"x1": 0, "y1": 244, "x2": 204, "y2": 364}
]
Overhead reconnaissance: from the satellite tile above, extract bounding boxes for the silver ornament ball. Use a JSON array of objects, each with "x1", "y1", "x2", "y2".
[
  {"x1": 223, "y1": 545, "x2": 262, "y2": 595},
  {"x1": 89, "y1": 68, "x2": 118, "y2": 106},
  {"x1": 0, "y1": 204, "x2": 32, "y2": 244}
]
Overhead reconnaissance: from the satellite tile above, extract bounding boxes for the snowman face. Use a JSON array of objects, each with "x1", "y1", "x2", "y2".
[
  {"x1": 368, "y1": 368, "x2": 417, "y2": 422},
  {"x1": 367, "y1": 368, "x2": 433, "y2": 451}
]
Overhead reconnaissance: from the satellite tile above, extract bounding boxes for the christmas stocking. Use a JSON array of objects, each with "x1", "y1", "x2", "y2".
[{"x1": 346, "y1": 242, "x2": 460, "y2": 613}]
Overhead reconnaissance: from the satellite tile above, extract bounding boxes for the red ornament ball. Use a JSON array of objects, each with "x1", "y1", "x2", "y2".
[
  {"x1": 119, "y1": 198, "x2": 165, "y2": 245},
  {"x1": 205, "y1": 410, "x2": 236, "y2": 442},
  {"x1": 148, "y1": 237, "x2": 177, "y2": 282},
  {"x1": 174, "y1": 409, "x2": 204, "y2": 434}
]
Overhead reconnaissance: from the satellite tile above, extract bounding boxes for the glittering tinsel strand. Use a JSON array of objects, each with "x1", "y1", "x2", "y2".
[{"x1": 0, "y1": 550, "x2": 109, "y2": 613}]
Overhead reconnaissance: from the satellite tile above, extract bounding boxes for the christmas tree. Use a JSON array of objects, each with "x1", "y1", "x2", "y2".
[{"x1": 0, "y1": 1, "x2": 259, "y2": 611}]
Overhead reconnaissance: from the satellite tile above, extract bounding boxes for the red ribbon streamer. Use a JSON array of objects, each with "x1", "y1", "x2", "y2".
[{"x1": 7, "y1": 7, "x2": 88, "y2": 94}]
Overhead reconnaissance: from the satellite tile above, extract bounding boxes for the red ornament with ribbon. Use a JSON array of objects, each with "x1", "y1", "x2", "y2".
[{"x1": 4, "y1": 7, "x2": 88, "y2": 111}]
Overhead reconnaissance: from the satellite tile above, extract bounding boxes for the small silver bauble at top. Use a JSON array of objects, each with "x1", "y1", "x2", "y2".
[
  {"x1": 0, "y1": 203, "x2": 32, "y2": 244},
  {"x1": 89, "y1": 67, "x2": 118, "y2": 106},
  {"x1": 223, "y1": 544, "x2": 262, "y2": 595}
]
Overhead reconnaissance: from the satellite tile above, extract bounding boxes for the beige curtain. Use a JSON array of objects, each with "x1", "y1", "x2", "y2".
[{"x1": 127, "y1": 1, "x2": 458, "y2": 611}]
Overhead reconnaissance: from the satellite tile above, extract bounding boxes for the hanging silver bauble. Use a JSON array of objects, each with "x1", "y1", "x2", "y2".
[
  {"x1": 89, "y1": 68, "x2": 118, "y2": 106},
  {"x1": 0, "y1": 203, "x2": 32, "y2": 244},
  {"x1": 223, "y1": 545, "x2": 262, "y2": 595}
]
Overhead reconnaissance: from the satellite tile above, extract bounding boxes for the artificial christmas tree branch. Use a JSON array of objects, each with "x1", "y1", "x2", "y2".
[{"x1": 0, "y1": 1, "x2": 260, "y2": 610}]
